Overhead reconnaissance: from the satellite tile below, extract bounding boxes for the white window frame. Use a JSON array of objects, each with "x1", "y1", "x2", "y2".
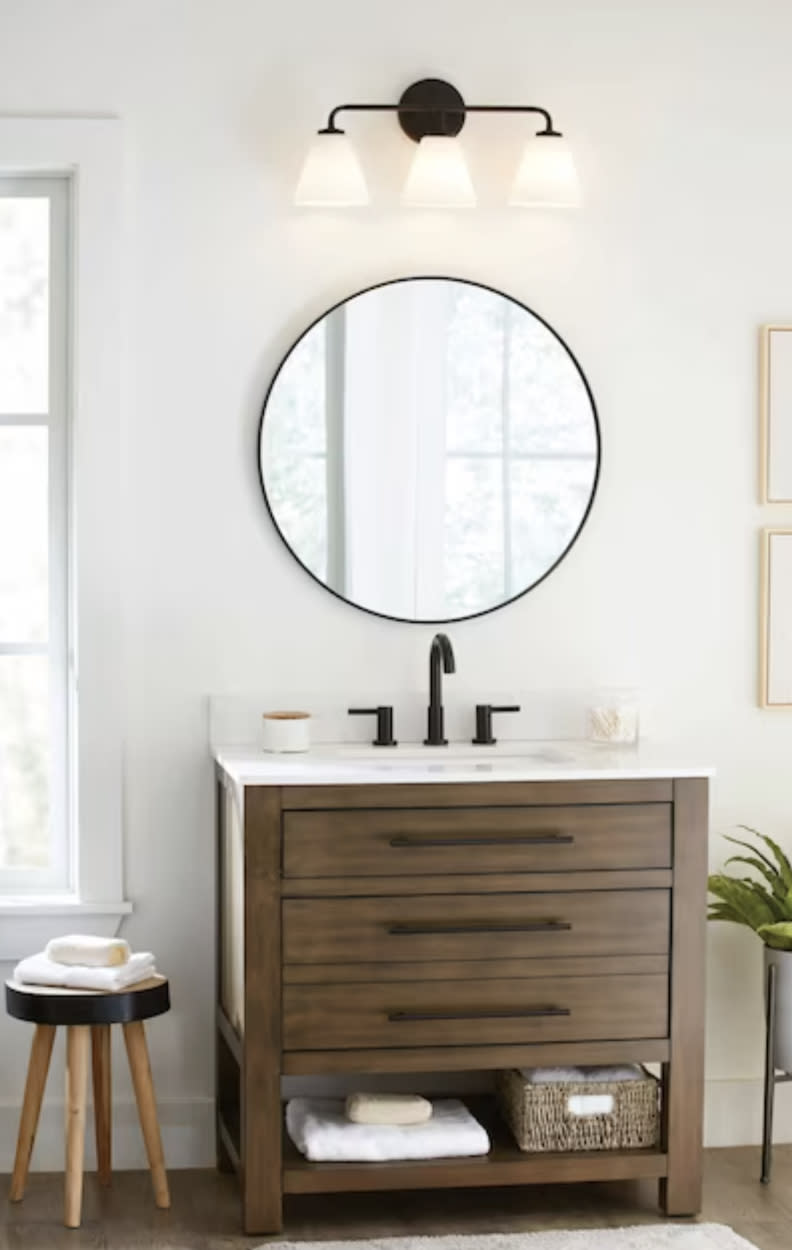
[{"x1": 0, "y1": 118, "x2": 130, "y2": 958}]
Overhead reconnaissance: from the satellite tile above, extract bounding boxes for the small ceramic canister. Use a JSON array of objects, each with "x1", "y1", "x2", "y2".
[{"x1": 261, "y1": 710, "x2": 311, "y2": 753}]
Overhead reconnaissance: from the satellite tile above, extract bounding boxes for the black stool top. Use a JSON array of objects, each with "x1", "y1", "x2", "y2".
[{"x1": 5, "y1": 976, "x2": 170, "y2": 1026}]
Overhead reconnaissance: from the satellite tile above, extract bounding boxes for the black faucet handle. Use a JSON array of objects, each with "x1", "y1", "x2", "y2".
[
  {"x1": 472, "y1": 703, "x2": 521, "y2": 746},
  {"x1": 348, "y1": 706, "x2": 397, "y2": 747}
]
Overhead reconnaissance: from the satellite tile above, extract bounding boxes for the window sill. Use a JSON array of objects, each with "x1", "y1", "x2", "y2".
[{"x1": 0, "y1": 899, "x2": 133, "y2": 963}]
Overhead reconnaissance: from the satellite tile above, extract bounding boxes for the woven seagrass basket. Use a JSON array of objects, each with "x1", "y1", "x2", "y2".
[{"x1": 495, "y1": 1068, "x2": 660, "y2": 1153}]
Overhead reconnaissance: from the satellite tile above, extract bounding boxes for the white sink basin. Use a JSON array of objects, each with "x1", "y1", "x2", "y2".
[
  {"x1": 324, "y1": 742, "x2": 579, "y2": 765},
  {"x1": 269, "y1": 742, "x2": 586, "y2": 777}
]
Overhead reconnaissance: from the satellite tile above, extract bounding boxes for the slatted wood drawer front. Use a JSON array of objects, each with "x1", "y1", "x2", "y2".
[
  {"x1": 283, "y1": 973, "x2": 668, "y2": 1050},
  {"x1": 283, "y1": 890, "x2": 669, "y2": 964},
  {"x1": 282, "y1": 804, "x2": 671, "y2": 878}
]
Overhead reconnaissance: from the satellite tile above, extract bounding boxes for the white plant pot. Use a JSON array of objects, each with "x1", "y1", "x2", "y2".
[{"x1": 764, "y1": 946, "x2": 792, "y2": 1073}]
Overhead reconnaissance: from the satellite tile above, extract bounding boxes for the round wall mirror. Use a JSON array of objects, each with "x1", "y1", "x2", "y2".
[{"x1": 258, "y1": 277, "x2": 600, "y2": 623}]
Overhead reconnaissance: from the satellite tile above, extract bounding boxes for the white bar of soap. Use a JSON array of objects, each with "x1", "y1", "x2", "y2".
[{"x1": 345, "y1": 1093, "x2": 433, "y2": 1125}]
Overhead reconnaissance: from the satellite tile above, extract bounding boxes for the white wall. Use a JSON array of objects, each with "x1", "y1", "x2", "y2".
[{"x1": 1, "y1": 0, "x2": 791, "y2": 1166}]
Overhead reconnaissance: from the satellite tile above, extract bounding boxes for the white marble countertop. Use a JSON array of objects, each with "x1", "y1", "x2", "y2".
[{"x1": 214, "y1": 741, "x2": 715, "y2": 787}]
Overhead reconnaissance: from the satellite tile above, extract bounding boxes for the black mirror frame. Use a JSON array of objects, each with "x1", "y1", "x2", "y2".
[{"x1": 257, "y1": 275, "x2": 601, "y2": 626}]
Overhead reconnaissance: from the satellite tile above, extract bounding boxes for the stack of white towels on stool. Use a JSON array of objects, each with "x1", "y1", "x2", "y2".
[
  {"x1": 13, "y1": 935, "x2": 156, "y2": 991},
  {"x1": 286, "y1": 1092, "x2": 490, "y2": 1163}
]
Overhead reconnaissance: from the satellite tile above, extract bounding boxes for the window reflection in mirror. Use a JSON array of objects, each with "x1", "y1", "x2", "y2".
[{"x1": 259, "y1": 278, "x2": 599, "y2": 623}]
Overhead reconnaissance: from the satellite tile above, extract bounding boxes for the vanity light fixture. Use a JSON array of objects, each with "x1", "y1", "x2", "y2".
[
  {"x1": 294, "y1": 78, "x2": 580, "y2": 209},
  {"x1": 401, "y1": 135, "x2": 476, "y2": 209},
  {"x1": 294, "y1": 131, "x2": 370, "y2": 207}
]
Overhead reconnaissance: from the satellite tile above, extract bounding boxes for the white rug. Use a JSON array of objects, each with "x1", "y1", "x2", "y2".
[{"x1": 260, "y1": 1228, "x2": 758, "y2": 1250}]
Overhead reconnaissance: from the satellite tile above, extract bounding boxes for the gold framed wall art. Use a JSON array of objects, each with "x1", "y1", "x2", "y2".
[
  {"x1": 760, "y1": 326, "x2": 792, "y2": 502},
  {"x1": 760, "y1": 527, "x2": 792, "y2": 707}
]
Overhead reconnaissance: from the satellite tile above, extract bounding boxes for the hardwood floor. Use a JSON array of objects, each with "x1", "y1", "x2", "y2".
[{"x1": 2, "y1": 1147, "x2": 792, "y2": 1249}]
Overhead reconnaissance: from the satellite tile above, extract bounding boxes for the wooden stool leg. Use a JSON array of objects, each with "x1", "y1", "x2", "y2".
[
  {"x1": 9, "y1": 1023, "x2": 56, "y2": 1201},
  {"x1": 123, "y1": 1020, "x2": 170, "y2": 1209},
  {"x1": 91, "y1": 1025, "x2": 112, "y2": 1185},
  {"x1": 64, "y1": 1025, "x2": 90, "y2": 1229}
]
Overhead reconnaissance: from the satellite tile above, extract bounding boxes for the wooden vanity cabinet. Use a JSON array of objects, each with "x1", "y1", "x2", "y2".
[{"x1": 214, "y1": 775, "x2": 708, "y2": 1234}]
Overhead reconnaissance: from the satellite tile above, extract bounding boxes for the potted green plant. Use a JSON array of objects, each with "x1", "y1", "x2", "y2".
[{"x1": 708, "y1": 826, "x2": 792, "y2": 1070}]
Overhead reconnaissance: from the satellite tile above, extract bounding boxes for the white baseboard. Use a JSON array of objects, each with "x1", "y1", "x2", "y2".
[
  {"x1": 704, "y1": 1077, "x2": 792, "y2": 1147},
  {"x1": 0, "y1": 1080, "x2": 786, "y2": 1171},
  {"x1": 0, "y1": 1096, "x2": 215, "y2": 1171}
]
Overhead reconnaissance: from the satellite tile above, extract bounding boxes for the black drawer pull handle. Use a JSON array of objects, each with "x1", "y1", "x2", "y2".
[
  {"x1": 387, "y1": 833, "x2": 574, "y2": 848},
  {"x1": 387, "y1": 1007, "x2": 571, "y2": 1022},
  {"x1": 387, "y1": 921, "x2": 572, "y2": 936}
]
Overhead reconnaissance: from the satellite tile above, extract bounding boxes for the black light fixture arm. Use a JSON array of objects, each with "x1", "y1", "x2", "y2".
[
  {"x1": 323, "y1": 104, "x2": 406, "y2": 133},
  {"x1": 324, "y1": 103, "x2": 559, "y2": 136},
  {"x1": 465, "y1": 105, "x2": 559, "y2": 136},
  {"x1": 320, "y1": 79, "x2": 561, "y2": 142}
]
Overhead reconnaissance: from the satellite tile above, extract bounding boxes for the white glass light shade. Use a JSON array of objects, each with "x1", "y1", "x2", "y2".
[
  {"x1": 294, "y1": 131, "x2": 369, "y2": 207},
  {"x1": 508, "y1": 134, "x2": 580, "y2": 208},
  {"x1": 401, "y1": 136, "x2": 476, "y2": 208}
]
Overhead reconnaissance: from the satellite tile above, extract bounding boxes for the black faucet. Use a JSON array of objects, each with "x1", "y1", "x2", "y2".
[{"x1": 424, "y1": 632, "x2": 456, "y2": 746}]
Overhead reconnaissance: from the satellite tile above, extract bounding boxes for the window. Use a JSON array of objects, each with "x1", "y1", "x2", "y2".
[
  {"x1": 0, "y1": 178, "x2": 70, "y2": 893},
  {"x1": 0, "y1": 117, "x2": 127, "y2": 951}
]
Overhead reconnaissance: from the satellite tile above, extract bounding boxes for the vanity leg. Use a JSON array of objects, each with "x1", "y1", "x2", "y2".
[
  {"x1": 216, "y1": 1112, "x2": 234, "y2": 1174},
  {"x1": 215, "y1": 778, "x2": 237, "y2": 1177},
  {"x1": 242, "y1": 786, "x2": 283, "y2": 1233},
  {"x1": 659, "y1": 779, "x2": 707, "y2": 1216},
  {"x1": 659, "y1": 1056, "x2": 705, "y2": 1217}
]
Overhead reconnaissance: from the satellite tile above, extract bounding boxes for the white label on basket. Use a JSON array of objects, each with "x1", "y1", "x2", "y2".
[{"x1": 567, "y1": 1094, "x2": 614, "y2": 1117}]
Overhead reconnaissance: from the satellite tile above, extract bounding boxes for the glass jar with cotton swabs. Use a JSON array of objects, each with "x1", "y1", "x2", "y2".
[{"x1": 586, "y1": 688, "x2": 640, "y2": 746}]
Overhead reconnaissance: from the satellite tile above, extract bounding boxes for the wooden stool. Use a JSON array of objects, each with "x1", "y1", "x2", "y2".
[{"x1": 5, "y1": 975, "x2": 171, "y2": 1228}]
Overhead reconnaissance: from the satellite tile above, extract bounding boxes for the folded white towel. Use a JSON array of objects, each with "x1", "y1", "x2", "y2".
[
  {"x1": 519, "y1": 1065, "x2": 645, "y2": 1084},
  {"x1": 45, "y1": 935, "x2": 131, "y2": 967},
  {"x1": 13, "y1": 951, "x2": 156, "y2": 992},
  {"x1": 286, "y1": 1097, "x2": 489, "y2": 1162},
  {"x1": 345, "y1": 1092, "x2": 432, "y2": 1125}
]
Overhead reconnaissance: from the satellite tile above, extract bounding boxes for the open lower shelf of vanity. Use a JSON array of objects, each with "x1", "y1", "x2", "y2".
[{"x1": 280, "y1": 1097, "x2": 668, "y2": 1195}]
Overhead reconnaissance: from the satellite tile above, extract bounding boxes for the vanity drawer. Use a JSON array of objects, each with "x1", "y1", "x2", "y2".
[
  {"x1": 283, "y1": 973, "x2": 668, "y2": 1051},
  {"x1": 283, "y1": 890, "x2": 669, "y2": 964},
  {"x1": 282, "y1": 804, "x2": 671, "y2": 878}
]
